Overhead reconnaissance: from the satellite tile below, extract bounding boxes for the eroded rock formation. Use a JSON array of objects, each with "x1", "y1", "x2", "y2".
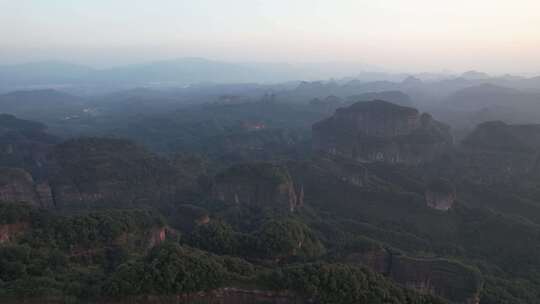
[
  {"x1": 0, "y1": 222, "x2": 29, "y2": 244},
  {"x1": 0, "y1": 168, "x2": 40, "y2": 205}
]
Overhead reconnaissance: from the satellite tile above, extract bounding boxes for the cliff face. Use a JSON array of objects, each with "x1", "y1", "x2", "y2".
[
  {"x1": 212, "y1": 163, "x2": 302, "y2": 212},
  {"x1": 146, "y1": 227, "x2": 168, "y2": 248},
  {"x1": 425, "y1": 179, "x2": 457, "y2": 211},
  {"x1": 0, "y1": 222, "x2": 29, "y2": 244},
  {"x1": 313, "y1": 100, "x2": 452, "y2": 164},
  {"x1": 0, "y1": 168, "x2": 40, "y2": 206},
  {"x1": 389, "y1": 256, "x2": 481, "y2": 304},
  {"x1": 345, "y1": 246, "x2": 481, "y2": 304}
]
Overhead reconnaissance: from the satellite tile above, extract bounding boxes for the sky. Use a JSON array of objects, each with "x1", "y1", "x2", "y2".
[{"x1": 1, "y1": 0, "x2": 540, "y2": 74}]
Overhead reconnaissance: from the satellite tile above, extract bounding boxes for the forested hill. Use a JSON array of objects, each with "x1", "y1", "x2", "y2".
[{"x1": 2, "y1": 95, "x2": 540, "y2": 303}]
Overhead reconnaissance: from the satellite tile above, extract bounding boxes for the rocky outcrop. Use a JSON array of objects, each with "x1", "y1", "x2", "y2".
[
  {"x1": 0, "y1": 222, "x2": 29, "y2": 244},
  {"x1": 146, "y1": 227, "x2": 168, "y2": 248},
  {"x1": 35, "y1": 182, "x2": 54, "y2": 208},
  {"x1": 0, "y1": 168, "x2": 40, "y2": 205},
  {"x1": 425, "y1": 179, "x2": 456, "y2": 211},
  {"x1": 313, "y1": 100, "x2": 452, "y2": 165},
  {"x1": 212, "y1": 163, "x2": 302, "y2": 212},
  {"x1": 389, "y1": 256, "x2": 481, "y2": 304}
]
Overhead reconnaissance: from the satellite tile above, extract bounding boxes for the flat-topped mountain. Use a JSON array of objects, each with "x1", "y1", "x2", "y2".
[
  {"x1": 445, "y1": 84, "x2": 540, "y2": 111},
  {"x1": 313, "y1": 100, "x2": 452, "y2": 164},
  {"x1": 462, "y1": 120, "x2": 540, "y2": 153},
  {"x1": 346, "y1": 90, "x2": 413, "y2": 106},
  {"x1": 457, "y1": 121, "x2": 540, "y2": 181}
]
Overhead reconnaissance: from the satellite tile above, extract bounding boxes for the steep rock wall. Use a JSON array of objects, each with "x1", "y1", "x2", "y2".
[
  {"x1": 0, "y1": 168, "x2": 40, "y2": 206},
  {"x1": 313, "y1": 100, "x2": 452, "y2": 165},
  {"x1": 345, "y1": 247, "x2": 481, "y2": 304},
  {"x1": 0, "y1": 222, "x2": 29, "y2": 244}
]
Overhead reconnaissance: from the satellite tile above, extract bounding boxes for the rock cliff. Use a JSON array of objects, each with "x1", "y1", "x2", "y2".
[
  {"x1": 425, "y1": 178, "x2": 456, "y2": 211},
  {"x1": 0, "y1": 222, "x2": 29, "y2": 244},
  {"x1": 0, "y1": 168, "x2": 41, "y2": 206},
  {"x1": 313, "y1": 100, "x2": 452, "y2": 164},
  {"x1": 344, "y1": 245, "x2": 482, "y2": 304}
]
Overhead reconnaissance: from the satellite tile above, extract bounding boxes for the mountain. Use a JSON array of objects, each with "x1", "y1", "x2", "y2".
[
  {"x1": 0, "y1": 114, "x2": 58, "y2": 177},
  {"x1": 434, "y1": 84, "x2": 540, "y2": 128},
  {"x1": 346, "y1": 91, "x2": 413, "y2": 106},
  {"x1": 444, "y1": 84, "x2": 540, "y2": 111},
  {"x1": 0, "y1": 89, "x2": 86, "y2": 122},
  {"x1": 0, "y1": 61, "x2": 94, "y2": 90},
  {"x1": 313, "y1": 100, "x2": 452, "y2": 164},
  {"x1": 460, "y1": 70, "x2": 490, "y2": 80},
  {"x1": 90, "y1": 58, "x2": 259, "y2": 85},
  {"x1": 462, "y1": 120, "x2": 540, "y2": 153},
  {"x1": 5, "y1": 75, "x2": 540, "y2": 303},
  {"x1": 47, "y1": 137, "x2": 187, "y2": 210},
  {"x1": 0, "y1": 59, "x2": 383, "y2": 91}
]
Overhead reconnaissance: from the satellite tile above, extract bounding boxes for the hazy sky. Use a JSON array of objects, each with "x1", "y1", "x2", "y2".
[{"x1": 1, "y1": 0, "x2": 540, "y2": 74}]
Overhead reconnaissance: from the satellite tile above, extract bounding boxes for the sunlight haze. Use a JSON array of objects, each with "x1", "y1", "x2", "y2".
[{"x1": 1, "y1": 0, "x2": 539, "y2": 73}]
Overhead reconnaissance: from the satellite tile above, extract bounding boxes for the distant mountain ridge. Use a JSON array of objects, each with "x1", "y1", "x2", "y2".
[
  {"x1": 0, "y1": 89, "x2": 85, "y2": 122},
  {"x1": 0, "y1": 58, "x2": 381, "y2": 90},
  {"x1": 3, "y1": 58, "x2": 539, "y2": 94}
]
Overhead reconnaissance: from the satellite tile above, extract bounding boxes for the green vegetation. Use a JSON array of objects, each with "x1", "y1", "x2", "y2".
[
  {"x1": 260, "y1": 263, "x2": 447, "y2": 304},
  {"x1": 105, "y1": 242, "x2": 228, "y2": 296},
  {"x1": 255, "y1": 219, "x2": 326, "y2": 259},
  {"x1": 188, "y1": 221, "x2": 238, "y2": 255},
  {"x1": 0, "y1": 202, "x2": 32, "y2": 224},
  {"x1": 4, "y1": 103, "x2": 540, "y2": 304}
]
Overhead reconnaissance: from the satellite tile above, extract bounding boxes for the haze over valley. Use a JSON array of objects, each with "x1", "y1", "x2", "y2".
[{"x1": 2, "y1": 1, "x2": 540, "y2": 304}]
